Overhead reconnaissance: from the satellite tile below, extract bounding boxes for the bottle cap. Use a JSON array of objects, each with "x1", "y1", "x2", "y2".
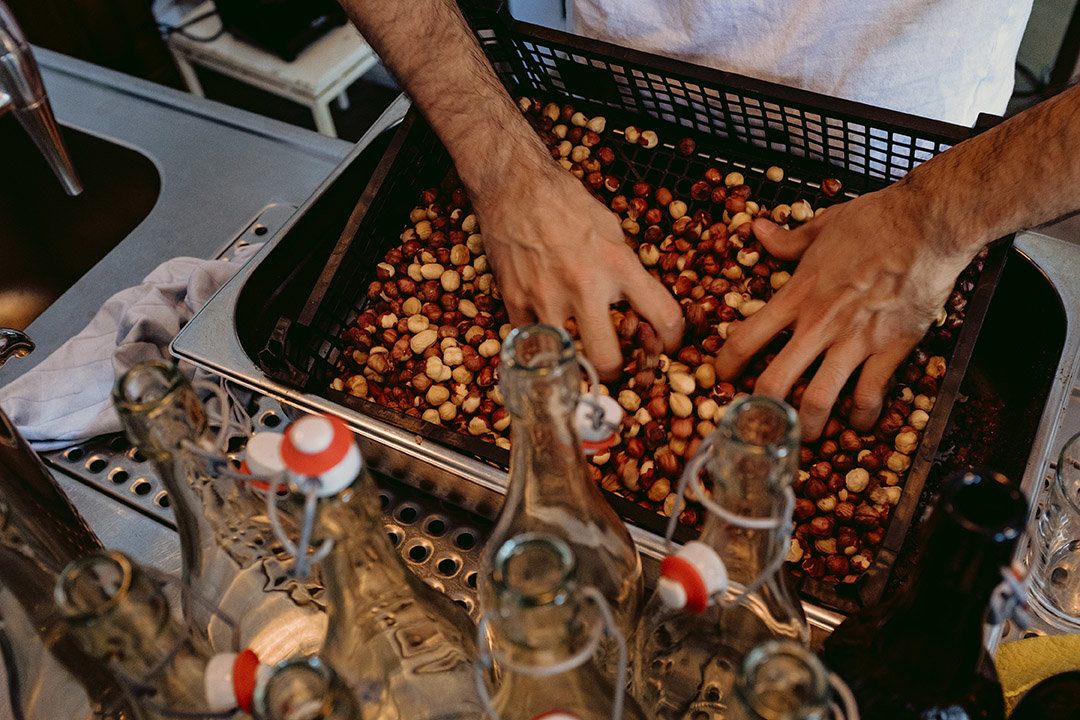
[
  {"x1": 280, "y1": 414, "x2": 362, "y2": 496},
  {"x1": 205, "y1": 649, "x2": 265, "y2": 714},
  {"x1": 575, "y1": 393, "x2": 623, "y2": 455},
  {"x1": 657, "y1": 541, "x2": 728, "y2": 613},
  {"x1": 243, "y1": 432, "x2": 286, "y2": 476}
]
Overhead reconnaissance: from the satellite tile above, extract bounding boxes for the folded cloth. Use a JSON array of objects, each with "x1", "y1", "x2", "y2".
[
  {"x1": 0, "y1": 246, "x2": 259, "y2": 451},
  {"x1": 995, "y1": 632, "x2": 1080, "y2": 714}
]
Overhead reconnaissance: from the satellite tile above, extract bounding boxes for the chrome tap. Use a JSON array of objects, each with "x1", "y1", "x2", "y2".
[{"x1": 0, "y1": 1, "x2": 82, "y2": 195}]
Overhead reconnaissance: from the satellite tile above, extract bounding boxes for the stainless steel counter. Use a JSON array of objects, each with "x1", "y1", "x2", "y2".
[
  {"x1": 4, "y1": 45, "x2": 1080, "y2": 716},
  {"x1": 0, "y1": 47, "x2": 352, "y2": 387}
]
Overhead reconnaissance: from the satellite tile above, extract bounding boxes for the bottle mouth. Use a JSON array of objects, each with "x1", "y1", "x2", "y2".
[
  {"x1": 112, "y1": 360, "x2": 184, "y2": 411},
  {"x1": 256, "y1": 657, "x2": 342, "y2": 720},
  {"x1": 491, "y1": 532, "x2": 576, "y2": 608},
  {"x1": 500, "y1": 324, "x2": 575, "y2": 375},
  {"x1": 56, "y1": 550, "x2": 133, "y2": 620},
  {"x1": 737, "y1": 640, "x2": 830, "y2": 720},
  {"x1": 944, "y1": 468, "x2": 1027, "y2": 540}
]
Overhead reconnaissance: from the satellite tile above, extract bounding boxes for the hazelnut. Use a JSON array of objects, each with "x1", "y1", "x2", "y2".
[
  {"x1": 845, "y1": 468, "x2": 870, "y2": 494},
  {"x1": 639, "y1": 130, "x2": 659, "y2": 149},
  {"x1": 765, "y1": 166, "x2": 784, "y2": 182},
  {"x1": 669, "y1": 392, "x2": 694, "y2": 418}
]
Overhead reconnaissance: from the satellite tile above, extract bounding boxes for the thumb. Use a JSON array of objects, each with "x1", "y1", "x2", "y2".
[{"x1": 752, "y1": 218, "x2": 814, "y2": 260}]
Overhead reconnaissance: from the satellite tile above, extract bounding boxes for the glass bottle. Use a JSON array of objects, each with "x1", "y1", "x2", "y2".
[
  {"x1": 274, "y1": 413, "x2": 485, "y2": 720},
  {"x1": 0, "y1": 407, "x2": 134, "y2": 720},
  {"x1": 725, "y1": 641, "x2": 834, "y2": 720},
  {"x1": 482, "y1": 323, "x2": 643, "y2": 644},
  {"x1": 632, "y1": 394, "x2": 808, "y2": 719},
  {"x1": 1009, "y1": 670, "x2": 1080, "y2": 720},
  {"x1": 253, "y1": 657, "x2": 372, "y2": 720},
  {"x1": 482, "y1": 531, "x2": 649, "y2": 720},
  {"x1": 112, "y1": 360, "x2": 326, "y2": 662},
  {"x1": 822, "y1": 468, "x2": 1027, "y2": 720},
  {"x1": 56, "y1": 549, "x2": 267, "y2": 719}
]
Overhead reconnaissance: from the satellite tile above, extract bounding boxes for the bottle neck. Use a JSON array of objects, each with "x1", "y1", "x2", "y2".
[
  {"x1": 317, "y1": 475, "x2": 411, "y2": 646},
  {"x1": 58, "y1": 552, "x2": 218, "y2": 713},
  {"x1": 489, "y1": 533, "x2": 597, "y2": 679},
  {"x1": 732, "y1": 641, "x2": 831, "y2": 720},
  {"x1": 697, "y1": 397, "x2": 799, "y2": 586}
]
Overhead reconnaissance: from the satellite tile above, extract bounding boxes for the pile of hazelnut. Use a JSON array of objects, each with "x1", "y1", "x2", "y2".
[{"x1": 332, "y1": 96, "x2": 983, "y2": 588}]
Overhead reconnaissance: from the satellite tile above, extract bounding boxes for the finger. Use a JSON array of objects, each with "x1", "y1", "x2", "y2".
[
  {"x1": 622, "y1": 264, "x2": 685, "y2": 352},
  {"x1": 751, "y1": 321, "x2": 831, "y2": 406},
  {"x1": 574, "y1": 300, "x2": 625, "y2": 382},
  {"x1": 752, "y1": 218, "x2": 814, "y2": 260},
  {"x1": 795, "y1": 344, "x2": 869, "y2": 441},
  {"x1": 713, "y1": 292, "x2": 799, "y2": 381},
  {"x1": 503, "y1": 295, "x2": 539, "y2": 328},
  {"x1": 849, "y1": 346, "x2": 910, "y2": 432}
]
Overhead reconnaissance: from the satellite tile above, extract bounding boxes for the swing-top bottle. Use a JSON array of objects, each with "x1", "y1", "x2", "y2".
[
  {"x1": 632, "y1": 394, "x2": 808, "y2": 719},
  {"x1": 271, "y1": 412, "x2": 485, "y2": 720},
  {"x1": 481, "y1": 323, "x2": 643, "y2": 646},
  {"x1": 112, "y1": 360, "x2": 327, "y2": 662}
]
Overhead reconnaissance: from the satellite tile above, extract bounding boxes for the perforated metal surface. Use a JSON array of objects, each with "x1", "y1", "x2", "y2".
[{"x1": 40, "y1": 396, "x2": 490, "y2": 621}]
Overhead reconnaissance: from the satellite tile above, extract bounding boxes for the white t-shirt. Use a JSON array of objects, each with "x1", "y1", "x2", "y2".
[{"x1": 572, "y1": 0, "x2": 1033, "y2": 127}]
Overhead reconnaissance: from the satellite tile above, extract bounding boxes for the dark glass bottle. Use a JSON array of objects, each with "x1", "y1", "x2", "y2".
[
  {"x1": 822, "y1": 468, "x2": 1027, "y2": 720},
  {"x1": 1009, "y1": 670, "x2": 1080, "y2": 720}
]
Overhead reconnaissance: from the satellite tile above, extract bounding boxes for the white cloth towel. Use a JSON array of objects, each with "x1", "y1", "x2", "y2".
[{"x1": 0, "y1": 247, "x2": 258, "y2": 450}]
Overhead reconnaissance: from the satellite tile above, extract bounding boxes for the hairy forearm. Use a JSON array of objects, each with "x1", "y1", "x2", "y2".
[
  {"x1": 337, "y1": 0, "x2": 551, "y2": 196},
  {"x1": 900, "y1": 83, "x2": 1080, "y2": 260}
]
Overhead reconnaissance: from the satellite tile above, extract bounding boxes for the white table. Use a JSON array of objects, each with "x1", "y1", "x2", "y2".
[{"x1": 166, "y1": 1, "x2": 380, "y2": 137}]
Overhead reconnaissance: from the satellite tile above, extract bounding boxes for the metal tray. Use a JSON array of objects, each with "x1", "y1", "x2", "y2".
[{"x1": 173, "y1": 8, "x2": 1010, "y2": 614}]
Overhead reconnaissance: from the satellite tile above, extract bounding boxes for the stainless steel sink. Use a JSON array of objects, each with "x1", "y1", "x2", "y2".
[{"x1": 0, "y1": 115, "x2": 160, "y2": 329}]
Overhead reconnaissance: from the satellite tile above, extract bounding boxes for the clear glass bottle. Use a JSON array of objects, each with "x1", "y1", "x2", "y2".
[
  {"x1": 253, "y1": 657, "x2": 373, "y2": 720},
  {"x1": 725, "y1": 641, "x2": 833, "y2": 720},
  {"x1": 56, "y1": 549, "x2": 266, "y2": 720},
  {"x1": 0, "y1": 408, "x2": 134, "y2": 720},
  {"x1": 632, "y1": 394, "x2": 808, "y2": 719},
  {"x1": 275, "y1": 413, "x2": 485, "y2": 720},
  {"x1": 112, "y1": 361, "x2": 327, "y2": 663},
  {"x1": 822, "y1": 468, "x2": 1027, "y2": 720},
  {"x1": 482, "y1": 323, "x2": 643, "y2": 645},
  {"x1": 483, "y1": 531, "x2": 648, "y2": 720}
]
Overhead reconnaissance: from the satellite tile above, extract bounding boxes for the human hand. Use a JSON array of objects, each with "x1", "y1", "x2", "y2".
[
  {"x1": 469, "y1": 159, "x2": 684, "y2": 380},
  {"x1": 713, "y1": 187, "x2": 974, "y2": 440}
]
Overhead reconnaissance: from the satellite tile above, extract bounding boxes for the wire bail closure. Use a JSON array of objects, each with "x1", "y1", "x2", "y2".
[
  {"x1": 661, "y1": 433, "x2": 796, "y2": 612},
  {"x1": 474, "y1": 587, "x2": 627, "y2": 720},
  {"x1": 574, "y1": 355, "x2": 623, "y2": 456}
]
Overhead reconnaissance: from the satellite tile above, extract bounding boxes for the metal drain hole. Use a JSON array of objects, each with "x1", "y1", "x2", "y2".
[
  {"x1": 452, "y1": 596, "x2": 474, "y2": 613},
  {"x1": 425, "y1": 517, "x2": 446, "y2": 536},
  {"x1": 64, "y1": 447, "x2": 85, "y2": 462},
  {"x1": 408, "y1": 544, "x2": 430, "y2": 562},
  {"x1": 386, "y1": 527, "x2": 403, "y2": 546},
  {"x1": 86, "y1": 457, "x2": 107, "y2": 473},
  {"x1": 465, "y1": 571, "x2": 478, "y2": 589},
  {"x1": 132, "y1": 480, "x2": 152, "y2": 496},
  {"x1": 396, "y1": 505, "x2": 419, "y2": 523},
  {"x1": 378, "y1": 493, "x2": 391, "y2": 510},
  {"x1": 109, "y1": 469, "x2": 129, "y2": 484},
  {"x1": 437, "y1": 558, "x2": 460, "y2": 576},
  {"x1": 108, "y1": 436, "x2": 130, "y2": 452},
  {"x1": 156, "y1": 492, "x2": 170, "y2": 508},
  {"x1": 454, "y1": 531, "x2": 476, "y2": 550},
  {"x1": 129, "y1": 448, "x2": 146, "y2": 463},
  {"x1": 260, "y1": 411, "x2": 281, "y2": 428}
]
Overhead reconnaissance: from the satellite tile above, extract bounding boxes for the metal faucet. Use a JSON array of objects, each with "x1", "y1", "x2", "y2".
[{"x1": 0, "y1": 1, "x2": 82, "y2": 195}]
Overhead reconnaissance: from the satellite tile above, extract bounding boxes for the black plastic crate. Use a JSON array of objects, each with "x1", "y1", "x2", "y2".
[{"x1": 244, "y1": 1, "x2": 1010, "y2": 613}]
